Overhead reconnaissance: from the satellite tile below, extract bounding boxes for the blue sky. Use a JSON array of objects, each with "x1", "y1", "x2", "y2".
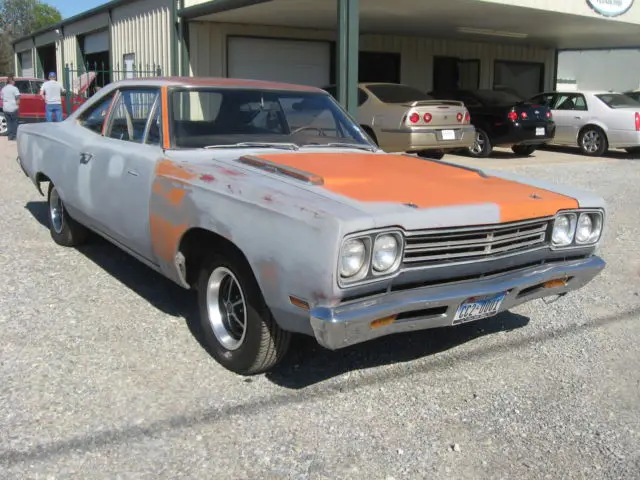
[{"x1": 48, "y1": 0, "x2": 108, "y2": 18}]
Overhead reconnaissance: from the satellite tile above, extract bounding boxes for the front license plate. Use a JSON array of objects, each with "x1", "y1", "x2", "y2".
[
  {"x1": 453, "y1": 292, "x2": 507, "y2": 325},
  {"x1": 536, "y1": 127, "x2": 545, "y2": 136},
  {"x1": 441, "y1": 129, "x2": 456, "y2": 140}
]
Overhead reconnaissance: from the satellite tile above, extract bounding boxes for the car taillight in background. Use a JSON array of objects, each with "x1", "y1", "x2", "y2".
[
  {"x1": 423, "y1": 113, "x2": 432, "y2": 123},
  {"x1": 464, "y1": 112, "x2": 471, "y2": 123},
  {"x1": 635, "y1": 112, "x2": 640, "y2": 131},
  {"x1": 456, "y1": 112, "x2": 463, "y2": 123},
  {"x1": 409, "y1": 112, "x2": 420, "y2": 124},
  {"x1": 521, "y1": 112, "x2": 528, "y2": 120},
  {"x1": 508, "y1": 111, "x2": 518, "y2": 122},
  {"x1": 546, "y1": 111, "x2": 552, "y2": 119}
]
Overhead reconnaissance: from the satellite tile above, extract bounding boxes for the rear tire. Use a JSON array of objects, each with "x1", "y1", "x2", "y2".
[
  {"x1": 511, "y1": 144, "x2": 537, "y2": 156},
  {"x1": 0, "y1": 112, "x2": 7, "y2": 136},
  {"x1": 47, "y1": 183, "x2": 89, "y2": 247},
  {"x1": 467, "y1": 128, "x2": 492, "y2": 158},
  {"x1": 196, "y1": 250, "x2": 291, "y2": 375},
  {"x1": 578, "y1": 126, "x2": 608, "y2": 156}
]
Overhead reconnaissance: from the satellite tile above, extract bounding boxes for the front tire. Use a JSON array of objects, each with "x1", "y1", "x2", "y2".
[
  {"x1": 197, "y1": 251, "x2": 291, "y2": 375},
  {"x1": 578, "y1": 126, "x2": 608, "y2": 156},
  {"x1": 47, "y1": 183, "x2": 89, "y2": 247},
  {"x1": 511, "y1": 144, "x2": 537, "y2": 156},
  {"x1": 467, "y1": 128, "x2": 492, "y2": 157}
]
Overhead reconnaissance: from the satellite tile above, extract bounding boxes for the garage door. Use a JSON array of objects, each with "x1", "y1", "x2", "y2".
[
  {"x1": 20, "y1": 51, "x2": 34, "y2": 77},
  {"x1": 227, "y1": 37, "x2": 330, "y2": 87}
]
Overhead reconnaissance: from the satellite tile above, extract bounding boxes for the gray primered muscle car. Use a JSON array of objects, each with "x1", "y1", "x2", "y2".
[{"x1": 17, "y1": 77, "x2": 607, "y2": 375}]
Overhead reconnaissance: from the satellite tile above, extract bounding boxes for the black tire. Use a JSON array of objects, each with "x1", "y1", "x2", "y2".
[
  {"x1": 467, "y1": 128, "x2": 492, "y2": 158},
  {"x1": 47, "y1": 183, "x2": 89, "y2": 247},
  {"x1": 196, "y1": 250, "x2": 291, "y2": 375},
  {"x1": 625, "y1": 147, "x2": 640, "y2": 155},
  {"x1": 417, "y1": 149, "x2": 445, "y2": 160},
  {"x1": 578, "y1": 126, "x2": 608, "y2": 156},
  {"x1": 511, "y1": 144, "x2": 537, "y2": 156},
  {"x1": 0, "y1": 112, "x2": 7, "y2": 137},
  {"x1": 361, "y1": 125, "x2": 379, "y2": 146}
]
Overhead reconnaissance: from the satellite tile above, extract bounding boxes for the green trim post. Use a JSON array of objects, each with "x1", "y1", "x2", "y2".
[
  {"x1": 337, "y1": 0, "x2": 359, "y2": 116},
  {"x1": 64, "y1": 64, "x2": 71, "y2": 114}
]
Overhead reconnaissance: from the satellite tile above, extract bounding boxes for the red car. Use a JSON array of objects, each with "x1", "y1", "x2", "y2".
[{"x1": 0, "y1": 75, "x2": 94, "y2": 136}]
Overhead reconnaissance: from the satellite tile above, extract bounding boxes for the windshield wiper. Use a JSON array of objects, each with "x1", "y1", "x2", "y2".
[
  {"x1": 205, "y1": 142, "x2": 299, "y2": 150},
  {"x1": 302, "y1": 142, "x2": 377, "y2": 152}
]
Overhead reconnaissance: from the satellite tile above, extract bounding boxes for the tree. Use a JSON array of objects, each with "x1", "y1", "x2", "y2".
[{"x1": 0, "y1": 0, "x2": 62, "y2": 75}]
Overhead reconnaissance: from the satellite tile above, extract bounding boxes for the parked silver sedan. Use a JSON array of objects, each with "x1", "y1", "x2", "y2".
[
  {"x1": 529, "y1": 90, "x2": 640, "y2": 156},
  {"x1": 323, "y1": 83, "x2": 476, "y2": 159}
]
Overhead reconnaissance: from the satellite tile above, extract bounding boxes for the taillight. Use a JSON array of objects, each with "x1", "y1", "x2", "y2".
[
  {"x1": 423, "y1": 113, "x2": 432, "y2": 123},
  {"x1": 409, "y1": 112, "x2": 420, "y2": 124},
  {"x1": 521, "y1": 112, "x2": 528, "y2": 120},
  {"x1": 456, "y1": 112, "x2": 463, "y2": 123},
  {"x1": 546, "y1": 111, "x2": 552, "y2": 119},
  {"x1": 464, "y1": 112, "x2": 471, "y2": 123},
  {"x1": 635, "y1": 112, "x2": 640, "y2": 131},
  {"x1": 508, "y1": 111, "x2": 518, "y2": 122}
]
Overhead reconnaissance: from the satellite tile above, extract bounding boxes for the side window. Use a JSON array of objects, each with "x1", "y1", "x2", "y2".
[
  {"x1": 532, "y1": 94, "x2": 555, "y2": 107},
  {"x1": 573, "y1": 94, "x2": 588, "y2": 111},
  {"x1": 31, "y1": 81, "x2": 44, "y2": 94},
  {"x1": 146, "y1": 100, "x2": 162, "y2": 146},
  {"x1": 14, "y1": 80, "x2": 32, "y2": 94},
  {"x1": 554, "y1": 94, "x2": 586, "y2": 111},
  {"x1": 358, "y1": 88, "x2": 369, "y2": 106},
  {"x1": 280, "y1": 96, "x2": 342, "y2": 137},
  {"x1": 77, "y1": 92, "x2": 117, "y2": 134},
  {"x1": 106, "y1": 88, "x2": 160, "y2": 143}
]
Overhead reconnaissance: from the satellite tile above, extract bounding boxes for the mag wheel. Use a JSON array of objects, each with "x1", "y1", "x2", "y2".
[
  {"x1": 467, "y1": 128, "x2": 492, "y2": 158},
  {"x1": 47, "y1": 183, "x2": 89, "y2": 247}
]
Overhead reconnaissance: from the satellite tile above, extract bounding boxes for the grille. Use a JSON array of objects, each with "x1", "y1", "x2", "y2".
[{"x1": 403, "y1": 219, "x2": 550, "y2": 266}]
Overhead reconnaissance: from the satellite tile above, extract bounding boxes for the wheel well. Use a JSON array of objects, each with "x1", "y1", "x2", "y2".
[
  {"x1": 178, "y1": 228, "x2": 252, "y2": 288},
  {"x1": 35, "y1": 172, "x2": 51, "y2": 196}
]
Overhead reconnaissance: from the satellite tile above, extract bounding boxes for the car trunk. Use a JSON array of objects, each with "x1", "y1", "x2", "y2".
[{"x1": 401, "y1": 100, "x2": 468, "y2": 128}]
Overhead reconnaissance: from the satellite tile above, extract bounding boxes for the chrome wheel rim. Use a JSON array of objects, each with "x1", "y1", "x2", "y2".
[
  {"x1": 582, "y1": 130, "x2": 601, "y2": 153},
  {"x1": 49, "y1": 188, "x2": 64, "y2": 234},
  {"x1": 470, "y1": 131, "x2": 484, "y2": 154},
  {"x1": 206, "y1": 267, "x2": 247, "y2": 351},
  {"x1": 0, "y1": 115, "x2": 7, "y2": 135}
]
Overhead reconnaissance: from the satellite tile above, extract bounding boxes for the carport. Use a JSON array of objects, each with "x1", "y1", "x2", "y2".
[{"x1": 177, "y1": 0, "x2": 640, "y2": 114}]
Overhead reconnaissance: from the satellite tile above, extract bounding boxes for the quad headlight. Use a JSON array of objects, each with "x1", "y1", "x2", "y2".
[
  {"x1": 338, "y1": 230, "x2": 404, "y2": 286},
  {"x1": 551, "y1": 210, "x2": 604, "y2": 248}
]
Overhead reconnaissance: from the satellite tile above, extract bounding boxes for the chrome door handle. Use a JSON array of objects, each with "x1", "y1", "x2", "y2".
[
  {"x1": 79, "y1": 152, "x2": 93, "y2": 165},
  {"x1": 127, "y1": 169, "x2": 139, "y2": 177},
  {"x1": 574, "y1": 116, "x2": 582, "y2": 119}
]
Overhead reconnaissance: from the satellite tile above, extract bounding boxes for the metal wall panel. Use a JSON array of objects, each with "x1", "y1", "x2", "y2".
[
  {"x1": 111, "y1": 0, "x2": 173, "y2": 79},
  {"x1": 188, "y1": 22, "x2": 556, "y2": 91},
  {"x1": 63, "y1": 13, "x2": 110, "y2": 36},
  {"x1": 34, "y1": 30, "x2": 60, "y2": 47},
  {"x1": 14, "y1": 39, "x2": 35, "y2": 53}
]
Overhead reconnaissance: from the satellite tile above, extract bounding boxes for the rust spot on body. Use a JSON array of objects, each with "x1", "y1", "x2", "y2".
[
  {"x1": 200, "y1": 174, "x2": 216, "y2": 183},
  {"x1": 218, "y1": 166, "x2": 245, "y2": 177},
  {"x1": 149, "y1": 214, "x2": 188, "y2": 263},
  {"x1": 263, "y1": 194, "x2": 274, "y2": 203}
]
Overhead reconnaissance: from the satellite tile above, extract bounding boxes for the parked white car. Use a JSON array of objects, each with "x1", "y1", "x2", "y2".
[{"x1": 529, "y1": 90, "x2": 640, "y2": 155}]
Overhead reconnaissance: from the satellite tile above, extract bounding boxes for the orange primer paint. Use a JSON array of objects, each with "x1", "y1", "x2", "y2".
[
  {"x1": 256, "y1": 152, "x2": 579, "y2": 223},
  {"x1": 149, "y1": 214, "x2": 187, "y2": 263},
  {"x1": 161, "y1": 86, "x2": 171, "y2": 150}
]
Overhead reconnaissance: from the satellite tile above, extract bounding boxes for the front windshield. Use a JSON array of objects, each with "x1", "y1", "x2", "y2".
[
  {"x1": 366, "y1": 84, "x2": 433, "y2": 103},
  {"x1": 170, "y1": 88, "x2": 372, "y2": 149},
  {"x1": 596, "y1": 93, "x2": 640, "y2": 109},
  {"x1": 474, "y1": 89, "x2": 523, "y2": 106}
]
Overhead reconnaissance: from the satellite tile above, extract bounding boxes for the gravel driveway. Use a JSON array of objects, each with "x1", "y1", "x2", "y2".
[{"x1": 1, "y1": 138, "x2": 638, "y2": 479}]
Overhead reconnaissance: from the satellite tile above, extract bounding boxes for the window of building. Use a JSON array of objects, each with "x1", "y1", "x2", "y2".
[{"x1": 493, "y1": 60, "x2": 545, "y2": 99}]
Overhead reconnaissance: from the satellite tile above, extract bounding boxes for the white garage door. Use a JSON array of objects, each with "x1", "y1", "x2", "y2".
[
  {"x1": 227, "y1": 37, "x2": 330, "y2": 87},
  {"x1": 20, "y1": 51, "x2": 34, "y2": 77}
]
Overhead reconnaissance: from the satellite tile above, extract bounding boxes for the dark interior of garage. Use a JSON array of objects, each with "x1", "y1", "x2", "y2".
[
  {"x1": 36, "y1": 43, "x2": 56, "y2": 79},
  {"x1": 82, "y1": 50, "x2": 111, "y2": 91}
]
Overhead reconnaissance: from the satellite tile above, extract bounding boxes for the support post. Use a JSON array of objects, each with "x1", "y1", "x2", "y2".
[{"x1": 337, "y1": 0, "x2": 359, "y2": 116}]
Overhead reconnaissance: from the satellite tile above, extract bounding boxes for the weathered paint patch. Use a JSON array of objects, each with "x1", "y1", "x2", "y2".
[
  {"x1": 217, "y1": 166, "x2": 245, "y2": 177},
  {"x1": 200, "y1": 174, "x2": 216, "y2": 183},
  {"x1": 156, "y1": 158, "x2": 197, "y2": 181},
  {"x1": 149, "y1": 214, "x2": 188, "y2": 263}
]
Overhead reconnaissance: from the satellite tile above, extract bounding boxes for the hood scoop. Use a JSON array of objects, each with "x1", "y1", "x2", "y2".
[{"x1": 237, "y1": 155, "x2": 324, "y2": 185}]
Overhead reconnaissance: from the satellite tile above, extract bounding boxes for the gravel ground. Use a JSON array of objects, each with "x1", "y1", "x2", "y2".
[{"x1": 0, "y1": 137, "x2": 639, "y2": 479}]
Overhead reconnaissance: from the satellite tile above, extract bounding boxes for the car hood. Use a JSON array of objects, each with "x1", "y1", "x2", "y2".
[{"x1": 248, "y1": 151, "x2": 579, "y2": 223}]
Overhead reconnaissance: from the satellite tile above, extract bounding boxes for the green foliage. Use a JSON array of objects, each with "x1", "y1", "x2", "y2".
[{"x1": 0, "y1": 0, "x2": 62, "y2": 75}]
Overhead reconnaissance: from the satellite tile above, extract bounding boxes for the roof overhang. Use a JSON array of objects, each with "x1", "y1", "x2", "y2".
[{"x1": 181, "y1": 0, "x2": 640, "y2": 50}]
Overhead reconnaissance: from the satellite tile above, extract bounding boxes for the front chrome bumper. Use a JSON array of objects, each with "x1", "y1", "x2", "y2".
[{"x1": 310, "y1": 256, "x2": 605, "y2": 350}]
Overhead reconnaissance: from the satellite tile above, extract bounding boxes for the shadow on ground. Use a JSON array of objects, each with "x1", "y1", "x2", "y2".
[
  {"x1": 26, "y1": 200, "x2": 529, "y2": 389},
  {"x1": 537, "y1": 144, "x2": 640, "y2": 160}
]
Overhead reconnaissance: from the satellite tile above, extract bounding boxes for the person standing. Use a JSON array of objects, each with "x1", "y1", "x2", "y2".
[
  {"x1": 1, "y1": 75, "x2": 21, "y2": 140},
  {"x1": 40, "y1": 72, "x2": 65, "y2": 122}
]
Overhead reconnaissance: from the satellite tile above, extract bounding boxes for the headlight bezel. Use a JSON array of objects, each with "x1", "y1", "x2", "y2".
[
  {"x1": 550, "y1": 208, "x2": 605, "y2": 250},
  {"x1": 338, "y1": 229, "x2": 404, "y2": 287}
]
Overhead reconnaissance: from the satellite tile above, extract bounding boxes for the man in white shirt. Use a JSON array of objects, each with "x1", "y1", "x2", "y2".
[
  {"x1": 1, "y1": 75, "x2": 21, "y2": 140},
  {"x1": 40, "y1": 72, "x2": 65, "y2": 122}
]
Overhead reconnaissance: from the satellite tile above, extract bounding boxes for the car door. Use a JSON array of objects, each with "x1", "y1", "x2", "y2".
[
  {"x1": 81, "y1": 87, "x2": 163, "y2": 261},
  {"x1": 551, "y1": 93, "x2": 588, "y2": 144},
  {"x1": 29, "y1": 80, "x2": 46, "y2": 120},
  {"x1": 15, "y1": 80, "x2": 40, "y2": 122}
]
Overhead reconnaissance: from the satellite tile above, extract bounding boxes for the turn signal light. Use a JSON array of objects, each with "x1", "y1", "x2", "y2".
[
  {"x1": 508, "y1": 111, "x2": 518, "y2": 122},
  {"x1": 544, "y1": 278, "x2": 568, "y2": 289},
  {"x1": 370, "y1": 315, "x2": 397, "y2": 329}
]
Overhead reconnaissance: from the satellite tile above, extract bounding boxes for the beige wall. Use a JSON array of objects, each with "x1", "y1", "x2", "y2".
[
  {"x1": 478, "y1": 0, "x2": 640, "y2": 24},
  {"x1": 111, "y1": 0, "x2": 173, "y2": 79},
  {"x1": 188, "y1": 22, "x2": 555, "y2": 91}
]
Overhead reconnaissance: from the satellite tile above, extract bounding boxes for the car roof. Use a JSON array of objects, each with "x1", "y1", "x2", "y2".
[{"x1": 105, "y1": 76, "x2": 325, "y2": 92}]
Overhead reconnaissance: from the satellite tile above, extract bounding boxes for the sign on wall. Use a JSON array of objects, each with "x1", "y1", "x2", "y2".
[{"x1": 587, "y1": 0, "x2": 634, "y2": 17}]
